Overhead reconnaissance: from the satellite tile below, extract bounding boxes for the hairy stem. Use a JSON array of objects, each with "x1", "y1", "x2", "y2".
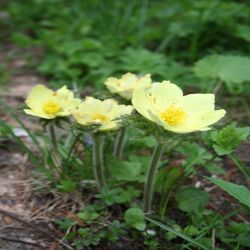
[
  {"x1": 113, "y1": 127, "x2": 127, "y2": 160},
  {"x1": 49, "y1": 123, "x2": 61, "y2": 177},
  {"x1": 92, "y1": 133, "x2": 106, "y2": 191},
  {"x1": 143, "y1": 143, "x2": 165, "y2": 213},
  {"x1": 66, "y1": 133, "x2": 81, "y2": 161}
]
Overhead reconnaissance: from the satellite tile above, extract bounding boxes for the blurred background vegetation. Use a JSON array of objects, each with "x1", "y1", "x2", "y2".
[{"x1": 0, "y1": 0, "x2": 250, "y2": 111}]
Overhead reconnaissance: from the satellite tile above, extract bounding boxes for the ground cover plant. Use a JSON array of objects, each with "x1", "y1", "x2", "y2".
[{"x1": 0, "y1": 0, "x2": 250, "y2": 249}]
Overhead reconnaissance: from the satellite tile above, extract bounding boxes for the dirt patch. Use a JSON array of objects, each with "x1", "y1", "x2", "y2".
[{"x1": 0, "y1": 44, "x2": 71, "y2": 250}]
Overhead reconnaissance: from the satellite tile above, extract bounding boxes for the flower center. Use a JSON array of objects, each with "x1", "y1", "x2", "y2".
[
  {"x1": 43, "y1": 101, "x2": 61, "y2": 115},
  {"x1": 160, "y1": 105, "x2": 186, "y2": 126},
  {"x1": 92, "y1": 114, "x2": 109, "y2": 122}
]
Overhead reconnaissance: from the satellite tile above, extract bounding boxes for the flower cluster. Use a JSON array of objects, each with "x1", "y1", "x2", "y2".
[
  {"x1": 24, "y1": 73, "x2": 226, "y2": 134},
  {"x1": 24, "y1": 72, "x2": 226, "y2": 212},
  {"x1": 104, "y1": 73, "x2": 152, "y2": 100},
  {"x1": 24, "y1": 84, "x2": 133, "y2": 131}
]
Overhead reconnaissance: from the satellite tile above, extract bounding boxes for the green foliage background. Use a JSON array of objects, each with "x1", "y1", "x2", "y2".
[{"x1": 2, "y1": 0, "x2": 250, "y2": 94}]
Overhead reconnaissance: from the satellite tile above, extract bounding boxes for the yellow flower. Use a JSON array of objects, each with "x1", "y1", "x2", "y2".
[
  {"x1": 24, "y1": 85, "x2": 81, "y2": 119},
  {"x1": 132, "y1": 81, "x2": 226, "y2": 133},
  {"x1": 104, "y1": 72, "x2": 152, "y2": 99},
  {"x1": 72, "y1": 97, "x2": 133, "y2": 131}
]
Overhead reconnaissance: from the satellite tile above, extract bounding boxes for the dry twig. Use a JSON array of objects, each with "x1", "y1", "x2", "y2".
[{"x1": 0, "y1": 209, "x2": 73, "y2": 250}]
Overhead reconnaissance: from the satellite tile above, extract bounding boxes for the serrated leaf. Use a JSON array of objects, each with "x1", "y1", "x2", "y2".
[
  {"x1": 120, "y1": 48, "x2": 167, "y2": 76},
  {"x1": 208, "y1": 177, "x2": 250, "y2": 208},
  {"x1": 194, "y1": 55, "x2": 250, "y2": 84},
  {"x1": 124, "y1": 208, "x2": 145, "y2": 231},
  {"x1": 209, "y1": 123, "x2": 250, "y2": 155}
]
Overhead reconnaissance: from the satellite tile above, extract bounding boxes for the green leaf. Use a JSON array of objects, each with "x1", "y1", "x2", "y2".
[
  {"x1": 11, "y1": 32, "x2": 34, "y2": 47},
  {"x1": 96, "y1": 187, "x2": 140, "y2": 205},
  {"x1": 176, "y1": 142, "x2": 211, "y2": 174},
  {"x1": 238, "y1": 234, "x2": 250, "y2": 247},
  {"x1": 124, "y1": 208, "x2": 146, "y2": 231},
  {"x1": 165, "y1": 224, "x2": 182, "y2": 240},
  {"x1": 120, "y1": 48, "x2": 167, "y2": 76},
  {"x1": 205, "y1": 163, "x2": 225, "y2": 175},
  {"x1": 108, "y1": 158, "x2": 142, "y2": 181},
  {"x1": 207, "y1": 177, "x2": 250, "y2": 208},
  {"x1": 155, "y1": 166, "x2": 182, "y2": 193},
  {"x1": 78, "y1": 228, "x2": 90, "y2": 237},
  {"x1": 54, "y1": 218, "x2": 76, "y2": 230},
  {"x1": 194, "y1": 55, "x2": 250, "y2": 84},
  {"x1": 77, "y1": 211, "x2": 99, "y2": 222},
  {"x1": 57, "y1": 180, "x2": 77, "y2": 192},
  {"x1": 81, "y1": 52, "x2": 104, "y2": 67},
  {"x1": 209, "y1": 123, "x2": 250, "y2": 155},
  {"x1": 234, "y1": 24, "x2": 250, "y2": 42},
  {"x1": 178, "y1": 143, "x2": 211, "y2": 162},
  {"x1": 184, "y1": 225, "x2": 200, "y2": 236},
  {"x1": 145, "y1": 217, "x2": 211, "y2": 250},
  {"x1": 229, "y1": 222, "x2": 249, "y2": 234},
  {"x1": 128, "y1": 155, "x2": 152, "y2": 174},
  {"x1": 175, "y1": 187, "x2": 209, "y2": 213}
]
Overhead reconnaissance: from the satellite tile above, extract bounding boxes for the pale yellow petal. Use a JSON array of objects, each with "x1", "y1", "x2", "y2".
[
  {"x1": 71, "y1": 110, "x2": 90, "y2": 125},
  {"x1": 24, "y1": 109, "x2": 54, "y2": 119},
  {"x1": 103, "y1": 99, "x2": 119, "y2": 113},
  {"x1": 105, "y1": 73, "x2": 152, "y2": 100},
  {"x1": 56, "y1": 86, "x2": 73, "y2": 98},
  {"x1": 99, "y1": 121, "x2": 119, "y2": 131},
  {"x1": 137, "y1": 74, "x2": 152, "y2": 88},
  {"x1": 118, "y1": 90, "x2": 134, "y2": 99},
  {"x1": 120, "y1": 73, "x2": 138, "y2": 87},
  {"x1": 58, "y1": 98, "x2": 81, "y2": 115},
  {"x1": 56, "y1": 86, "x2": 80, "y2": 112},
  {"x1": 78, "y1": 97, "x2": 106, "y2": 114},
  {"x1": 72, "y1": 97, "x2": 132, "y2": 131},
  {"x1": 25, "y1": 85, "x2": 54, "y2": 112},
  {"x1": 163, "y1": 109, "x2": 225, "y2": 133},
  {"x1": 183, "y1": 94, "x2": 215, "y2": 113},
  {"x1": 104, "y1": 77, "x2": 120, "y2": 93},
  {"x1": 132, "y1": 90, "x2": 155, "y2": 121},
  {"x1": 196, "y1": 109, "x2": 226, "y2": 127},
  {"x1": 149, "y1": 81, "x2": 183, "y2": 111},
  {"x1": 108, "y1": 104, "x2": 133, "y2": 119}
]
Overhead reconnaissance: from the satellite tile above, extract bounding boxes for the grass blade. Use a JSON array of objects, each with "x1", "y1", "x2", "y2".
[
  {"x1": 145, "y1": 217, "x2": 211, "y2": 250},
  {"x1": 0, "y1": 120, "x2": 39, "y2": 165}
]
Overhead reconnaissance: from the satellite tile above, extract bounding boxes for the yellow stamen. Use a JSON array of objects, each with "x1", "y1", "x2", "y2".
[
  {"x1": 92, "y1": 114, "x2": 109, "y2": 122},
  {"x1": 161, "y1": 105, "x2": 186, "y2": 126},
  {"x1": 43, "y1": 101, "x2": 60, "y2": 115}
]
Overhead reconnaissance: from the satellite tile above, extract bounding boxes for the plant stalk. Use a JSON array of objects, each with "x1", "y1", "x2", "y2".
[
  {"x1": 143, "y1": 143, "x2": 165, "y2": 213},
  {"x1": 66, "y1": 133, "x2": 81, "y2": 161},
  {"x1": 49, "y1": 123, "x2": 61, "y2": 176},
  {"x1": 113, "y1": 127, "x2": 127, "y2": 160},
  {"x1": 229, "y1": 153, "x2": 250, "y2": 181},
  {"x1": 92, "y1": 133, "x2": 106, "y2": 191}
]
